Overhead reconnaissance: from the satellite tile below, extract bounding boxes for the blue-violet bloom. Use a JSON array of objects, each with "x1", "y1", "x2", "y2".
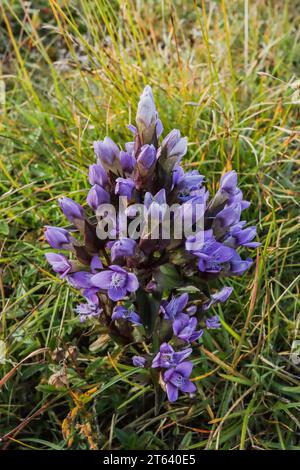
[
  {"x1": 163, "y1": 362, "x2": 196, "y2": 402},
  {"x1": 91, "y1": 265, "x2": 139, "y2": 301},
  {"x1": 152, "y1": 343, "x2": 192, "y2": 368},
  {"x1": 112, "y1": 305, "x2": 141, "y2": 325},
  {"x1": 173, "y1": 314, "x2": 203, "y2": 343}
]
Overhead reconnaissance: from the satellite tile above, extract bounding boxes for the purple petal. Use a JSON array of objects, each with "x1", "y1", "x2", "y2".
[
  {"x1": 108, "y1": 286, "x2": 127, "y2": 301},
  {"x1": 175, "y1": 293, "x2": 189, "y2": 314},
  {"x1": 128, "y1": 124, "x2": 136, "y2": 134},
  {"x1": 181, "y1": 379, "x2": 196, "y2": 393},
  {"x1": 119, "y1": 151, "x2": 136, "y2": 174},
  {"x1": 173, "y1": 348, "x2": 192, "y2": 363},
  {"x1": 94, "y1": 136, "x2": 119, "y2": 167},
  {"x1": 110, "y1": 265, "x2": 127, "y2": 274},
  {"x1": 175, "y1": 361, "x2": 193, "y2": 378},
  {"x1": 110, "y1": 238, "x2": 137, "y2": 261},
  {"x1": 160, "y1": 343, "x2": 174, "y2": 354},
  {"x1": 83, "y1": 287, "x2": 99, "y2": 304},
  {"x1": 45, "y1": 226, "x2": 73, "y2": 250},
  {"x1": 90, "y1": 255, "x2": 103, "y2": 272},
  {"x1": 189, "y1": 330, "x2": 203, "y2": 342},
  {"x1": 45, "y1": 252, "x2": 71, "y2": 277},
  {"x1": 67, "y1": 272, "x2": 93, "y2": 289},
  {"x1": 129, "y1": 312, "x2": 142, "y2": 325},
  {"x1": 243, "y1": 241, "x2": 261, "y2": 248},
  {"x1": 163, "y1": 368, "x2": 175, "y2": 383},
  {"x1": 87, "y1": 185, "x2": 110, "y2": 211},
  {"x1": 91, "y1": 270, "x2": 112, "y2": 289},
  {"x1": 173, "y1": 318, "x2": 182, "y2": 337},
  {"x1": 151, "y1": 353, "x2": 161, "y2": 368},
  {"x1": 166, "y1": 382, "x2": 178, "y2": 402},
  {"x1": 126, "y1": 273, "x2": 139, "y2": 292},
  {"x1": 156, "y1": 119, "x2": 163, "y2": 138},
  {"x1": 132, "y1": 356, "x2": 146, "y2": 368},
  {"x1": 88, "y1": 163, "x2": 108, "y2": 187},
  {"x1": 58, "y1": 197, "x2": 84, "y2": 222},
  {"x1": 137, "y1": 144, "x2": 156, "y2": 170},
  {"x1": 220, "y1": 170, "x2": 238, "y2": 193},
  {"x1": 111, "y1": 306, "x2": 127, "y2": 320},
  {"x1": 115, "y1": 177, "x2": 135, "y2": 199}
]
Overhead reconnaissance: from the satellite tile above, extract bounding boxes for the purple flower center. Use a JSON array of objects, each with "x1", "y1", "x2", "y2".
[
  {"x1": 162, "y1": 353, "x2": 173, "y2": 362},
  {"x1": 110, "y1": 272, "x2": 126, "y2": 288},
  {"x1": 173, "y1": 373, "x2": 184, "y2": 386}
]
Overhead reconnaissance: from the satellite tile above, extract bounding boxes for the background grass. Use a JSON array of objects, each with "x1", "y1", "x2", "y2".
[{"x1": 0, "y1": 0, "x2": 299, "y2": 450}]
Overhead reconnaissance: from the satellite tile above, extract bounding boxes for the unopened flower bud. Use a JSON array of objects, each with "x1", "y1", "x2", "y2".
[
  {"x1": 87, "y1": 184, "x2": 110, "y2": 211},
  {"x1": 45, "y1": 226, "x2": 74, "y2": 250},
  {"x1": 136, "y1": 86, "x2": 157, "y2": 144}
]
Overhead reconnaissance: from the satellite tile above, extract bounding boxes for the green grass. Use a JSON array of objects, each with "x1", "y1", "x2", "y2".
[{"x1": 0, "y1": 0, "x2": 299, "y2": 450}]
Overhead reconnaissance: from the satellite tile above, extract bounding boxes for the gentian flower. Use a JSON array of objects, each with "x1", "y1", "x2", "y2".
[
  {"x1": 83, "y1": 287, "x2": 101, "y2": 304},
  {"x1": 112, "y1": 305, "x2": 141, "y2": 325},
  {"x1": 220, "y1": 170, "x2": 238, "y2": 196},
  {"x1": 94, "y1": 136, "x2": 120, "y2": 170},
  {"x1": 45, "y1": 253, "x2": 72, "y2": 278},
  {"x1": 91, "y1": 265, "x2": 139, "y2": 301},
  {"x1": 45, "y1": 226, "x2": 74, "y2": 250},
  {"x1": 197, "y1": 242, "x2": 235, "y2": 273},
  {"x1": 58, "y1": 197, "x2": 84, "y2": 223},
  {"x1": 88, "y1": 163, "x2": 108, "y2": 187},
  {"x1": 172, "y1": 164, "x2": 185, "y2": 188},
  {"x1": 203, "y1": 286, "x2": 233, "y2": 311},
  {"x1": 125, "y1": 141, "x2": 134, "y2": 153},
  {"x1": 160, "y1": 293, "x2": 189, "y2": 320},
  {"x1": 185, "y1": 229, "x2": 215, "y2": 256},
  {"x1": 212, "y1": 203, "x2": 242, "y2": 235},
  {"x1": 174, "y1": 193, "x2": 206, "y2": 232},
  {"x1": 159, "y1": 129, "x2": 187, "y2": 164},
  {"x1": 119, "y1": 151, "x2": 136, "y2": 175},
  {"x1": 176, "y1": 170, "x2": 205, "y2": 201},
  {"x1": 223, "y1": 225, "x2": 260, "y2": 248},
  {"x1": 163, "y1": 362, "x2": 196, "y2": 402},
  {"x1": 109, "y1": 238, "x2": 137, "y2": 261},
  {"x1": 137, "y1": 144, "x2": 156, "y2": 174},
  {"x1": 186, "y1": 305, "x2": 197, "y2": 316},
  {"x1": 209, "y1": 170, "x2": 248, "y2": 210},
  {"x1": 173, "y1": 314, "x2": 203, "y2": 343},
  {"x1": 144, "y1": 188, "x2": 166, "y2": 209},
  {"x1": 132, "y1": 356, "x2": 146, "y2": 368},
  {"x1": 115, "y1": 177, "x2": 135, "y2": 199},
  {"x1": 206, "y1": 315, "x2": 221, "y2": 329},
  {"x1": 152, "y1": 343, "x2": 192, "y2": 368},
  {"x1": 87, "y1": 184, "x2": 110, "y2": 210},
  {"x1": 136, "y1": 85, "x2": 157, "y2": 144},
  {"x1": 67, "y1": 271, "x2": 100, "y2": 303},
  {"x1": 75, "y1": 300, "x2": 103, "y2": 323},
  {"x1": 227, "y1": 252, "x2": 253, "y2": 276}
]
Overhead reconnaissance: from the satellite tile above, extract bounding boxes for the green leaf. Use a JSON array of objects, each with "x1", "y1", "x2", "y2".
[
  {"x1": 176, "y1": 285, "x2": 201, "y2": 294},
  {"x1": 155, "y1": 263, "x2": 183, "y2": 292},
  {"x1": 136, "y1": 288, "x2": 160, "y2": 337},
  {"x1": 0, "y1": 221, "x2": 9, "y2": 236}
]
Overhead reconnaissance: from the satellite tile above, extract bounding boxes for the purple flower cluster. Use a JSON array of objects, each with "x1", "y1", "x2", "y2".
[{"x1": 44, "y1": 85, "x2": 259, "y2": 403}]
